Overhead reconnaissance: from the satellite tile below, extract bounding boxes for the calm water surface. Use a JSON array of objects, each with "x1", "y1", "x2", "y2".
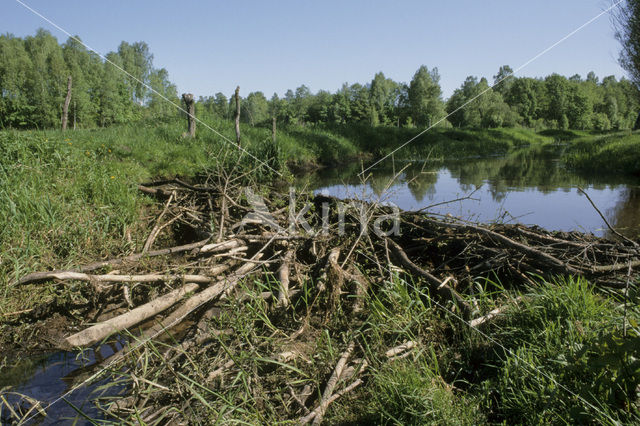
[
  {"x1": 1, "y1": 339, "x2": 129, "y2": 424},
  {"x1": 297, "y1": 146, "x2": 640, "y2": 238}
]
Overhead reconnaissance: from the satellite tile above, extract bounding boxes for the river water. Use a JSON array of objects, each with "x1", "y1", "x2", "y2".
[{"x1": 297, "y1": 145, "x2": 640, "y2": 238}]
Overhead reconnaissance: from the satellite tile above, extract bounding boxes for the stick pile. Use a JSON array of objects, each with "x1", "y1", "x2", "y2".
[{"x1": 11, "y1": 169, "x2": 640, "y2": 423}]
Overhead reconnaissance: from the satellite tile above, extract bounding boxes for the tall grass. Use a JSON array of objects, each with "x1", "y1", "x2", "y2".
[
  {"x1": 564, "y1": 130, "x2": 640, "y2": 175},
  {"x1": 456, "y1": 276, "x2": 640, "y2": 424},
  {"x1": 0, "y1": 121, "x2": 283, "y2": 311}
]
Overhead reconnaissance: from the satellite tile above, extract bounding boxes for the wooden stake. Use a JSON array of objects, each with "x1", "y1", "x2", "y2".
[
  {"x1": 234, "y1": 86, "x2": 241, "y2": 146},
  {"x1": 272, "y1": 116, "x2": 277, "y2": 143},
  {"x1": 182, "y1": 93, "x2": 196, "y2": 137},
  {"x1": 61, "y1": 76, "x2": 72, "y2": 131}
]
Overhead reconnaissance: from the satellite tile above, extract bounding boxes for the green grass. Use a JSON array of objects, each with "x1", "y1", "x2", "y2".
[
  {"x1": 457, "y1": 276, "x2": 640, "y2": 424},
  {"x1": 564, "y1": 130, "x2": 640, "y2": 175},
  {"x1": 0, "y1": 121, "x2": 281, "y2": 312},
  {"x1": 136, "y1": 271, "x2": 636, "y2": 424},
  {"x1": 315, "y1": 123, "x2": 552, "y2": 160}
]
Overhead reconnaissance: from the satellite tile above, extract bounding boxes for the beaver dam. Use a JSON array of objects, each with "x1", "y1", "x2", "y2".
[{"x1": 3, "y1": 167, "x2": 640, "y2": 424}]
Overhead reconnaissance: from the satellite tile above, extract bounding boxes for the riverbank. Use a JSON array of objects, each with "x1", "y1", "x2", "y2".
[
  {"x1": 562, "y1": 129, "x2": 640, "y2": 175},
  {"x1": 1, "y1": 124, "x2": 639, "y2": 423},
  {"x1": 3, "y1": 174, "x2": 639, "y2": 424},
  {"x1": 1, "y1": 123, "x2": 637, "y2": 313}
]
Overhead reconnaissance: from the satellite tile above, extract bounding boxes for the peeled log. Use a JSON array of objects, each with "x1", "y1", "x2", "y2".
[
  {"x1": 200, "y1": 239, "x2": 243, "y2": 253},
  {"x1": 277, "y1": 248, "x2": 294, "y2": 307},
  {"x1": 140, "y1": 257, "x2": 262, "y2": 340},
  {"x1": 65, "y1": 283, "x2": 200, "y2": 348},
  {"x1": 23, "y1": 271, "x2": 213, "y2": 284}
]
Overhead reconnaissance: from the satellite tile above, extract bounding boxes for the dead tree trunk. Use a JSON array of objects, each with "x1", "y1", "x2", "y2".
[
  {"x1": 182, "y1": 93, "x2": 196, "y2": 137},
  {"x1": 272, "y1": 116, "x2": 277, "y2": 143},
  {"x1": 61, "y1": 76, "x2": 72, "y2": 131},
  {"x1": 234, "y1": 86, "x2": 241, "y2": 146}
]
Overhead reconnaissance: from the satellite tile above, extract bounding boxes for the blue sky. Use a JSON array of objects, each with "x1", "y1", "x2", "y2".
[{"x1": 1, "y1": 0, "x2": 627, "y2": 99}]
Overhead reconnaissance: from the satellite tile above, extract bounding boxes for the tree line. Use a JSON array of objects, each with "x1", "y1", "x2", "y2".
[
  {"x1": 202, "y1": 65, "x2": 639, "y2": 132},
  {"x1": 0, "y1": 29, "x2": 177, "y2": 129},
  {"x1": 1, "y1": 29, "x2": 639, "y2": 131}
]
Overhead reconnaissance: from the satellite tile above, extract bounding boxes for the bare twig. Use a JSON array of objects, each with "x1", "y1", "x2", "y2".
[{"x1": 578, "y1": 187, "x2": 638, "y2": 247}]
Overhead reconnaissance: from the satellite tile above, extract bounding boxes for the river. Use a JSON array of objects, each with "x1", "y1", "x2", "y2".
[{"x1": 297, "y1": 145, "x2": 640, "y2": 238}]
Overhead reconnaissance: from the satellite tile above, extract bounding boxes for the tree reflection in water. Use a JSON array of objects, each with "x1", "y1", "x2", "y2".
[{"x1": 297, "y1": 146, "x2": 640, "y2": 238}]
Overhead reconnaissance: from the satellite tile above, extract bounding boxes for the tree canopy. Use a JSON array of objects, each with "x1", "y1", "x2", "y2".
[
  {"x1": 1, "y1": 29, "x2": 638, "y2": 131},
  {"x1": 0, "y1": 29, "x2": 177, "y2": 129}
]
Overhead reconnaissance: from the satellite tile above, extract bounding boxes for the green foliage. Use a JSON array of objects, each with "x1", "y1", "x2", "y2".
[
  {"x1": 465, "y1": 277, "x2": 640, "y2": 424},
  {"x1": 368, "y1": 360, "x2": 480, "y2": 425},
  {"x1": 564, "y1": 131, "x2": 640, "y2": 174},
  {"x1": 408, "y1": 65, "x2": 445, "y2": 127},
  {"x1": 614, "y1": 0, "x2": 640, "y2": 88},
  {"x1": 446, "y1": 76, "x2": 519, "y2": 128},
  {"x1": 0, "y1": 30, "x2": 178, "y2": 130},
  {"x1": 2, "y1": 30, "x2": 637, "y2": 134}
]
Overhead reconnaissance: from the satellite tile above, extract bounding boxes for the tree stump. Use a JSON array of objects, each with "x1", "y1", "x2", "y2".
[{"x1": 182, "y1": 93, "x2": 196, "y2": 137}]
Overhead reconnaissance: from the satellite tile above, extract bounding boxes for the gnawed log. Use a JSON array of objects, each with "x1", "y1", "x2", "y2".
[
  {"x1": 19, "y1": 271, "x2": 214, "y2": 285},
  {"x1": 277, "y1": 247, "x2": 294, "y2": 307},
  {"x1": 12, "y1": 238, "x2": 212, "y2": 286},
  {"x1": 200, "y1": 239, "x2": 245, "y2": 254},
  {"x1": 139, "y1": 257, "x2": 262, "y2": 341},
  {"x1": 64, "y1": 283, "x2": 200, "y2": 348},
  {"x1": 470, "y1": 297, "x2": 523, "y2": 328},
  {"x1": 385, "y1": 340, "x2": 416, "y2": 359}
]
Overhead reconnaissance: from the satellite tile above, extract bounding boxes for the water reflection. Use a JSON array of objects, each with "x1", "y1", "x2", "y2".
[
  {"x1": 0, "y1": 339, "x2": 128, "y2": 425},
  {"x1": 297, "y1": 146, "x2": 640, "y2": 238}
]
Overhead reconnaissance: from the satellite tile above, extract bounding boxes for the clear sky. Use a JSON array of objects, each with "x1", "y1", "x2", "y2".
[{"x1": 1, "y1": 0, "x2": 627, "y2": 99}]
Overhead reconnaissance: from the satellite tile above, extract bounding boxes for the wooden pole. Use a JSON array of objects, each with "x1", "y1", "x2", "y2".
[
  {"x1": 272, "y1": 116, "x2": 277, "y2": 143},
  {"x1": 61, "y1": 76, "x2": 72, "y2": 131},
  {"x1": 182, "y1": 93, "x2": 196, "y2": 137},
  {"x1": 234, "y1": 86, "x2": 241, "y2": 146}
]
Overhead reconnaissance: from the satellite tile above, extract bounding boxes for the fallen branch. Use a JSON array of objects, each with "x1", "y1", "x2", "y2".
[
  {"x1": 19, "y1": 271, "x2": 214, "y2": 285},
  {"x1": 140, "y1": 257, "x2": 262, "y2": 341},
  {"x1": 590, "y1": 258, "x2": 640, "y2": 273},
  {"x1": 419, "y1": 217, "x2": 581, "y2": 276},
  {"x1": 143, "y1": 191, "x2": 175, "y2": 253},
  {"x1": 64, "y1": 283, "x2": 200, "y2": 348},
  {"x1": 138, "y1": 185, "x2": 172, "y2": 198},
  {"x1": 300, "y1": 341, "x2": 354, "y2": 425},
  {"x1": 578, "y1": 187, "x2": 638, "y2": 248},
  {"x1": 387, "y1": 238, "x2": 472, "y2": 319},
  {"x1": 200, "y1": 239, "x2": 244, "y2": 254},
  {"x1": 470, "y1": 296, "x2": 523, "y2": 328},
  {"x1": 13, "y1": 238, "x2": 211, "y2": 286},
  {"x1": 385, "y1": 340, "x2": 416, "y2": 359}
]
